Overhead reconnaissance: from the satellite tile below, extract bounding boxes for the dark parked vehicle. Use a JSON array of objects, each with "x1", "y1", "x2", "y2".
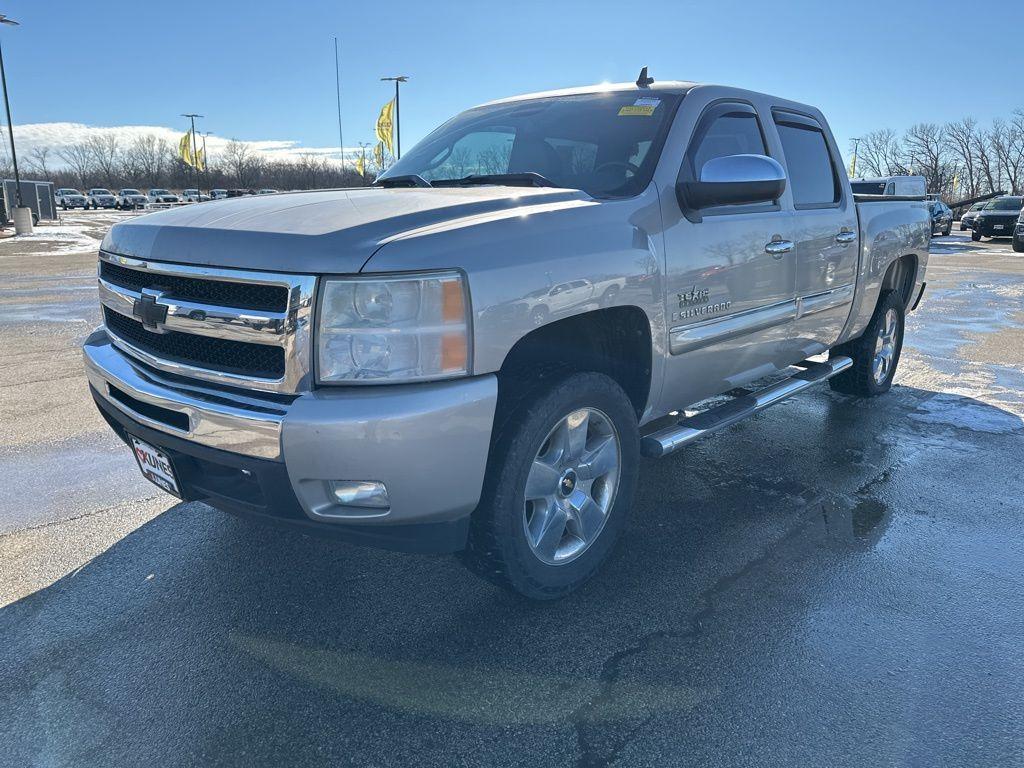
[
  {"x1": 1013, "y1": 208, "x2": 1024, "y2": 253},
  {"x1": 959, "y1": 201, "x2": 985, "y2": 231},
  {"x1": 972, "y1": 196, "x2": 1024, "y2": 241},
  {"x1": 928, "y1": 200, "x2": 953, "y2": 237}
]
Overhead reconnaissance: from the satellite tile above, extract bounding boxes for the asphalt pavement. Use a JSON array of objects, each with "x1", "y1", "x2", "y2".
[{"x1": 1, "y1": 211, "x2": 1022, "y2": 767}]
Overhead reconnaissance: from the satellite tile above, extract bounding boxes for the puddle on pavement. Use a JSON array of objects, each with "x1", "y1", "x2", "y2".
[
  {"x1": 908, "y1": 392, "x2": 1023, "y2": 434},
  {"x1": 809, "y1": 497, "x2": 891, "y2": 551}
]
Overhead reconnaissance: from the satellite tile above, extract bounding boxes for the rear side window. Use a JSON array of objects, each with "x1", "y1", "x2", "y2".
[{"x1": 774, "y1": 112, "x2": 841, "y2": 207}]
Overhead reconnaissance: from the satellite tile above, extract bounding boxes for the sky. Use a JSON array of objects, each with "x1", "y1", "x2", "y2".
[{"x1": 2, "y1": 0, "x2": 1022, "y2": 168}]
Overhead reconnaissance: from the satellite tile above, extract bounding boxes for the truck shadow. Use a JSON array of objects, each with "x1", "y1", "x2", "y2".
[{"x1": 1, "y1": 384, "x2": 1021, "y2": 764}]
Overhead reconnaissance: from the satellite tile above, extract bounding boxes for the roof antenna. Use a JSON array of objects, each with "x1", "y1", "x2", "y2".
[{"x1": 636, "y1": 66, "x2": 654, "y2": 88}]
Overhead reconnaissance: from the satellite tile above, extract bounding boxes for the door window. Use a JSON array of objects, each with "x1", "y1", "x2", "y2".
[
  {"x1": 688, "y1": 105, "x2": 768, "y2": 178},
  {"x1": 773, "y1": 112, "x2": 841, "y2": 208}
]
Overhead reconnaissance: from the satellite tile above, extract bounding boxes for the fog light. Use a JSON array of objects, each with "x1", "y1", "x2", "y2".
[{"x1": 329, "y1": 480, "x2": 390, "y2": 509}]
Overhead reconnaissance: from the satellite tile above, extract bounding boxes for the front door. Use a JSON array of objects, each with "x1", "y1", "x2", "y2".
[{"x1": 660, "y1": 100, "x2": 797, "y2": 409}]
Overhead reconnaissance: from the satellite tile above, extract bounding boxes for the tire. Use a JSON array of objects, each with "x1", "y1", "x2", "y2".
[
  {"x1": 829, "y1": 290, "x2": 905, "y2": 397},
  {"x1": 1013, "y1": 237, "x2": 1024, "y2": 253},
  {"x1": 959, "y1": 223, "x2": 966, "y2": 231},
  {"x1": 972, "y1": 231, "x2": 982, "y2": 242},
  {"x1": 462, "y1": 372, "x2": 640, "y2": 599},
  {"x1": 61, "y1": 203, "x2": 68, "y2": 210},
  {"x1": 943, "y1": 223, "x2": 951, "y2": 236}
]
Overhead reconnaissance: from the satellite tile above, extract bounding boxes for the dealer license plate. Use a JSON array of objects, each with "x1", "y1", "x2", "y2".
[{"x1": 129, "y1": 436, "x2": 181, "y2": 497}]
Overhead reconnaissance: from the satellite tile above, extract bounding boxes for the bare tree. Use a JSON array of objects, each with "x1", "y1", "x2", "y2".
[
  {"x1": 854, "y1": 129, "x2": 904, "y2": 178},
  {"x1": 57, "y1": 143, "x2": 95, "y2": 188},
  {"x1": 989, "y1": 115, "x2": 1024, "y2": 195},
  {"x1": 903, "y1": 123, "x2": 947, "y2": 193},
  {"x1": 943, "y1": 118, "x2": 981, "y2": 198},
  {"x1": 86, "y1": 133, "x2": 121, "y2": 189},
  {"x1": 26, "y1": 147, "x2": 52, "y2": 180}
]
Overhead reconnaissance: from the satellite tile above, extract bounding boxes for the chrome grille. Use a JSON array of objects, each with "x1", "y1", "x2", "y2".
[{"x1": 97, "y1": 251, "x2": 316, "y2": 393}]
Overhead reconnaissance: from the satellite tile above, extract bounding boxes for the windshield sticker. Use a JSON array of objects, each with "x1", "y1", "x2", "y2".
[
  {"x1": 619, "y1": 97, "x2": 660, "y2": 116},
  {"x1": 619, "y1": 105, "x2": 656, "y2": 116}
]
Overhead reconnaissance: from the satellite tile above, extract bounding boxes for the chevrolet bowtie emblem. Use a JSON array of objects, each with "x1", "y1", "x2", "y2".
[{"x1": 132, "y1": 291, "x2": 169, "y2": 330}]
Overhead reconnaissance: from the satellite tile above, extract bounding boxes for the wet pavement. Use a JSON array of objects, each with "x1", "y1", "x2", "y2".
[{"x1": 1, "y1": 216, "x2": 1022, "y2": 767}]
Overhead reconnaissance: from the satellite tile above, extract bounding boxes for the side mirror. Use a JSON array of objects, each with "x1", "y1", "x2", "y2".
[{"x1": 679, "y1": 154, "x2": 786, "y2": 210}]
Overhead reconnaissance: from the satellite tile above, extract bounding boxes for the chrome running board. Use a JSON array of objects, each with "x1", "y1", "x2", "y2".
[{"x1": 640, "y1": 356, "x2": 853, "y2": 458}]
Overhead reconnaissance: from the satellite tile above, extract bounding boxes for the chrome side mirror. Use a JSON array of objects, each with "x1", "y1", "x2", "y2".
[{"x1": 679, "y1": 154, "x2": 786, "y2": 210}]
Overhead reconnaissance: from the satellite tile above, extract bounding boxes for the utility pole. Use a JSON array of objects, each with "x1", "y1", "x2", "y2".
[
  {"x1": 0, "y1": 14, "x2": 23, "y2": 211},
  {"x1": 334, "y1": 37, "x2": 344, "y2": 172},
  {"x1": 850, "y1": 137, "x2": 861, "y2": 178},
  {"x1": 380, "y1": 75, "x2": 408, "y2": 158},
  {"x1": 181, "y1": 113, "x2": 203, "y2": 197}
]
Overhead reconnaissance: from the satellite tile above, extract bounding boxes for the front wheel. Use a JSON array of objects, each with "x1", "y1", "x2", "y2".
[
  {"x1": 1013, "y1": 237, "x2": 1024, "y2": 253},
  {"x1": 972, "y1": 231, "x2": 982, "y2": 242},
  {"x1": 462, "y1": 372, "x2": 639, "y2": 599},
  {"x1": 829, "y1": 290, "x2": 905, "y2": 397},
  {"x1": 942, "y1": 223, "x2": 951, "y2": 236}
]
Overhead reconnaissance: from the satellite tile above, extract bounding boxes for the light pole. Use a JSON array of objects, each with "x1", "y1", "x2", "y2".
[
  {"x1": 181, "y1": 113, "x2": 203, "y2": 197},
  {"x1": 0, "y1": 13, "x2": 27, "y2": 229},
  {"x1": 850, "y1": 137, "x2": 861, "y2": 178},
  {"x1": 358, "y1": 141, "x2": 371, "y2": 177},
  {"x1": 380, "y1": 75, "x2": 408, "y2": 158},
  {"x1": 202, "y1": 131, "x2": 213, "y2": 198}
]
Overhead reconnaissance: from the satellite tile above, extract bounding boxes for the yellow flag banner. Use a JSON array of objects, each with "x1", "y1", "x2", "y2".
[
  {"x1": 375, "y1": 100, "x2": 395, "y2": 156},
  {"x1": 194, "y1": 146, "x2": 206, "y2": 172},
  {"x1": 355, "y1": 153, "x2": 365, "y2": 177},
  {"x1": 374, "y1": 141, "x2": 385, "y2": 170},
  {"x1": 178, "y1": 133, "x2": 195, "y2": 167}
]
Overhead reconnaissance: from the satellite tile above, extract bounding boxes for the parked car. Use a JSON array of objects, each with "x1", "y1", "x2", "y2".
[
  {"x1": 972, "y1": 195, "x2": 1024, "y2": 241},
  {"x1": 147, "y1": 188, "x2": 180, "y2": 204},
  {"x1": 959, "y1": 201, "x2": 985, "y2": 230},
  {"x1": 181, "y1": 189, "x2": 211, "y2": 203},
  {"x1": 1014, "y1": 208, "x2": 1024, "y2": 253},
  {"x1": 849, "y1": 175, "x2": 927, "y2": 196},
  {"x1": 87, "y1": 188, "x2": 118, "y2": 209},
  {"x1": 210, "y1": 189, "x2": 228, "y2": 200},
  {"x1": 257, "y1": 188, "x2": 279, "y2": 195},
  {"x1": 928, "y1": 200, "x2": 953, "y2": 236},
  {"x1": 117, "y1": 189, "x2": 149, "y2": 210},
  {"x1": 55, "y1": 188, "x2": 89, "y2": 209},
  {"x1": 85, "y1": 78, "x2": 930, "y2": 598}
]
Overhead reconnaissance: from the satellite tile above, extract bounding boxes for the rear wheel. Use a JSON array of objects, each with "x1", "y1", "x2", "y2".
[
  {"x1": 462, "y1": 372, "x2": 639, "y2": 599},
  {"x1": 829, "y1": 290, "x2": 905, "y2": 397}
]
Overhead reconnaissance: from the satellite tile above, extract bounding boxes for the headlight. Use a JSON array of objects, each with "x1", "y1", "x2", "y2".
[{"x1": 317, "y1": 271, "x2": 470, "y2": 383}]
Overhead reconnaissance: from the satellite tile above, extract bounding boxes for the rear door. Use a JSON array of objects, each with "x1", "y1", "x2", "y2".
[
  {"x1": 773, "y1": 110, "x2": 858, "y2": 353},
  {"x1": 659, "y1": 98, "x2": 798, "y2": 408}
]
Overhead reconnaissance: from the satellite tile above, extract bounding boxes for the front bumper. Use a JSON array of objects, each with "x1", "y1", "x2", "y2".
[
  {"x1": 84, "y1": 330, "x2": 498, "y2": 552},
  {"x1": 94, "y1": 199, "x2": 117, "y2": 208},
  {"x1": 974, "y1": 217, "x2": 1018, "y2": 237}
]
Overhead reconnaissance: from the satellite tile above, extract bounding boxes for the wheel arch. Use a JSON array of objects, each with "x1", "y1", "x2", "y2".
[
  {"x1": 495, "y1": 306, "x2": 653, "y2": 421},
  {"x1": 881, "y1": 252, "x2": 919, "y2": 309}
]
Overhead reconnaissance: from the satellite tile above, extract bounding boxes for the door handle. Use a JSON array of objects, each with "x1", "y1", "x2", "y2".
[
  {"x1": 835, "y1": 230, "x2": 857, "y2": 245},
  {"x1": 765, "y1": 239, "x2": 795, "y2": 258}
]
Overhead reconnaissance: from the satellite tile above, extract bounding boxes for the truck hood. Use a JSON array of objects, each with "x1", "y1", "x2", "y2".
[{"x1": 101, "y1": 186, "x2": 591, "y2": 273}]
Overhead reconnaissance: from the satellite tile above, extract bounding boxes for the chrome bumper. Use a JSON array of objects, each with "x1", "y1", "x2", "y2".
[
  {"x1": 85, "y1": 330, "x2": 499, "y2": 525},
  {"x1": 84, "y1": 330, "x2": 285, "y2": 459}
]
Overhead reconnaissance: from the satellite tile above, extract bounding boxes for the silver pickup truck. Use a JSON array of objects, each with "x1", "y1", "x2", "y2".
[{"x1": 84, "y1": 77, "x2": 930, "y2": 598}]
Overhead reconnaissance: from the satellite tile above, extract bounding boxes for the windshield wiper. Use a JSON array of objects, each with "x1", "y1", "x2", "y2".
[
  {"x1": 432, "y1": 172, "x2": 558, "y2": 189},
  {"x1": 374, "y1": 174, "x2": 432, "y2": 188}
]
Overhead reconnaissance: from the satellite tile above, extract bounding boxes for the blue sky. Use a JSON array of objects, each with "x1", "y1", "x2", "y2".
[{"x1": 3, "y1": 0, "x2": 1022, "y2": 163}]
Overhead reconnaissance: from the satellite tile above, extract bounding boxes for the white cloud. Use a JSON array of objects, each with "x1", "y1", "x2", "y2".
[{"x1": 1, "y1": 121, "x2": 364, "y2": 167}]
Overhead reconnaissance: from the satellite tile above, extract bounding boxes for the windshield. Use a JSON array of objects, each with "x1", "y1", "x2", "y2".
[
  {"x1": 122, "y1": 189, "x2": 141, "y2": 195},
  {"x1": 62, "y1": 189, "x2": 81, "y2": 195},
  {"x1": 850, "y1": 181, "x2": 886, "y2": 195},
  {"x1": 983, "y1": 197, "x2": 1023, "y2": 211},
  {"x1": 380, "y1": 91, "x2": 682, "y2": 198},
  {"x1": 151, "y1": 189, "x2": 170, "y2": 195},
  {"x1": 92, "y1": 189, "x2": 111, "y2": 195}
]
